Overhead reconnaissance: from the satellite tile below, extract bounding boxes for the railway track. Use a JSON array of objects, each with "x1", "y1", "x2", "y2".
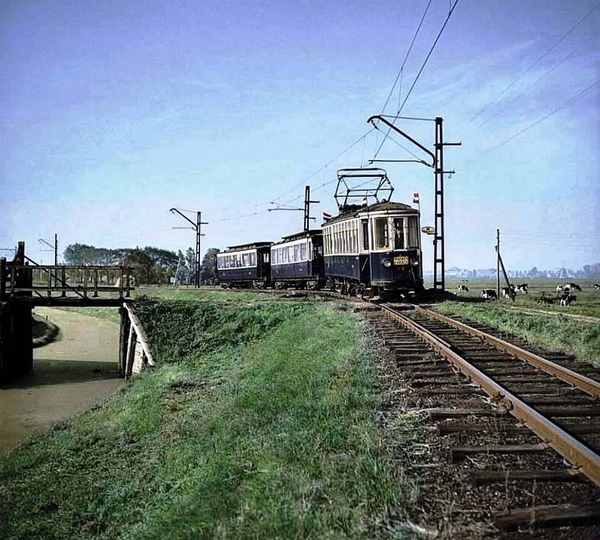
[{"x1": 363, "y1": 302, "x2": 600, "y2": 538}]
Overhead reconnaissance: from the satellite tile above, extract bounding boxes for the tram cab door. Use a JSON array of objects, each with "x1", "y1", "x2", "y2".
[{"x1": 360, "y1": 219, "x2": 370, "y2": 283}]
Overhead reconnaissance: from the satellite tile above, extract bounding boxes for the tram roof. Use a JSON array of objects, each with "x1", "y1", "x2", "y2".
[
  {"x1": 276, "y1": 229, "x2": 323, "y2": 244},
  {"x1": 322, "y1": 201, "x2": 418, "y2": 226},
  {"x1": 223, "y1": 241, "x2": 273, "y2": 252}
]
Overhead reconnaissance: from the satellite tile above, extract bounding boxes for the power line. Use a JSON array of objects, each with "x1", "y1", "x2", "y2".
[
  {"x1": 271, "y1": 128, "x2": 374, "y2": 206},
  {"x1": 461, "y1": 1, "x2": 600, "y2": 130},
  {"x1": 373, "y1": 0, "x2": 461, "y2": 160},
  {"x1": 379, "y1": 0, "x2": 434, "y2": 115},
  {"x1": 480, "y1": 31, "x2": 599, "y2": 128},
  {"x1": 486, "y1": 79, "x2": 599, "y2": 151}
]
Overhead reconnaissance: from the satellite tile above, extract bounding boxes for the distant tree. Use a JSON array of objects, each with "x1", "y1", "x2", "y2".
[
  {"x1": 200, "y1": 248, "x2": 220, "y2": 284},
  {"x1": 185, "y1": 247, "x2": 195, "y2": 284},
  {"x1": 63, "y1": 243, "x2": 180, "y2": 284}
]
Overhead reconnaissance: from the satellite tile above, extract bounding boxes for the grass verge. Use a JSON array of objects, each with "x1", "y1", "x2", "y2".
[
  {"x1": 435, "y1": 300, "x2": 600, "y2": 364},
  {"x1": 1, "y1": 300, "x2": 409, "y2": 539}
]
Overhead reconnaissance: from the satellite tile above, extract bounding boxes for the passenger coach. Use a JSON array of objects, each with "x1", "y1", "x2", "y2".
[
  {"x1": 322, "y1": 201, "x2": 423, "y2": 297},
  {"x1": 270, "y1": 230, "x2": 325, "y2": 289},
  {"x1": 216, "y1": 242, "x2": 272, "y2": 288}
]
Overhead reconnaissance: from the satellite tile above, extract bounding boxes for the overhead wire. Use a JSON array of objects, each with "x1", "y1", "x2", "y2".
[
  {"x1": 373, "y1": 0, "x2": 461, "y2": 160},
  {"x1": 379, "y1": 0, "x2": 434, "y2": 115},
  {"x1": 480, "y1": 31, "x2": 599, "y2": 128},
  {"x1": 485, "y1": 79, "x2": 600, "y2": 152},
  {"x1": 460, "y1": 0, "x2": 600, "y2": 130}
]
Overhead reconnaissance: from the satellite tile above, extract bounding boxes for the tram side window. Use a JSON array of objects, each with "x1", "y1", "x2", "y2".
[
  {"x1": 375, "y1": 218, "x2": 389, "y2": 249},
  {"x1": 300, "y1": 243, "x2": 307, "y2": 260},
  {"x1": 394, "y1": 218, "x2": 405, "y2": 249},
  {"x1": 362, "y1": 220, "x2": 369, "y2": 250}
]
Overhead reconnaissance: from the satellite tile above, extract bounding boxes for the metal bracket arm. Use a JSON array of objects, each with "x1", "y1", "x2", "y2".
[{"x1": 367, "y1": 115, "x2": 436, "y2": 168}]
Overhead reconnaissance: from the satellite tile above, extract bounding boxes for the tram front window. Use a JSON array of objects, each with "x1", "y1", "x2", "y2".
[
  {"x1": 375, "y1": 218, "x2": 389, "y2": 249},
  {"x1": 393, "y1": 218, "x2": 404, "y2": 249}
]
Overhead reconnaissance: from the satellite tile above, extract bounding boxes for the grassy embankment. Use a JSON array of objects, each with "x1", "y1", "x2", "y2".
[
  {"x1": 2, "y1": 296, "x2": 420, "y2": 539},
  {"x1": 435, "y1": 300, "x2": 600, "y2": 364}
]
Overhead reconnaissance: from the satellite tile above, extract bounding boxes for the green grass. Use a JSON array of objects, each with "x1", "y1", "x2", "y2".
[
  {"x1": 435, "y1": 300, "x2": 600, "y2": 364},
  {"x1": 1, "y1": 299, "x2": 418, "y2": 539}
]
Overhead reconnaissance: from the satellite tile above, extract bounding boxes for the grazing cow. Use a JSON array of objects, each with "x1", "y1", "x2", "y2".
[
  {"x1": 481, "y1": 289, "x2": 497, "y2": 300},
  {"x1": 559, "y1": 293, "x2": 577, "y2": 306},
  {"x1": 594, "y1": 284, "x2": 600, "y2": 290},
  {"x1": 556, "y1": 284, "x2": 565, "y2": 293},
  {"x1": 457, "y1": 285, "x2": 469, "y2": 294},
  {"x1": 565, "y1": 282, "x2": 582, "y2": 292},
  {"x1": 515, "y1": 283, "x2": 528, "y2": 293},
  {"x1": 501, "y1": 285, "x2": 516, "y2": 301}
]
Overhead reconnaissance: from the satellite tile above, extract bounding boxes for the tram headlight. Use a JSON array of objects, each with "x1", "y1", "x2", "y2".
[
  {"x1": 382, "y1": 258, "x2": 392, "y2": 268},
  {"x1": 412, "y1": 259, "x2": 419, "y2": 266}
]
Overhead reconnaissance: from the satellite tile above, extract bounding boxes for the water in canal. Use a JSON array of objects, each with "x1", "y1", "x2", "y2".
[{"x1": 0, "y1": 307, "x2": 124, "y2": 455}]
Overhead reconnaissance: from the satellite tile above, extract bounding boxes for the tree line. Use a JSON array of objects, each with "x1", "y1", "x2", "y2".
[{"x1": 63, "y1": 244, "x2": 220, "y2": 285}]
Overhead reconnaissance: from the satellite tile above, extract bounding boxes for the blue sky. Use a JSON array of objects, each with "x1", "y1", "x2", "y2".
[{"x1": 2, "y1": 0, "x2": 599, "y2": 272}]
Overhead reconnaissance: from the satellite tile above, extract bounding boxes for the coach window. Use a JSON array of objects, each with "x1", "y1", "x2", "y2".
[
  {"x1": 375, "y1": 218, "x2": 389, "y2": 249},
  {"x1": 394, "y1": 218, "x2": 405, "y2": 249},
  {"x1": 300, "y1": 242, "x2": 307, "y2": 261}
]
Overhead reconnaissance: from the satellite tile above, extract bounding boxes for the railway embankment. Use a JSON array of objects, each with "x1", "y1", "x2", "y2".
[{"x1": 0, "y1": 296, "x2": 424, "y2": 539}]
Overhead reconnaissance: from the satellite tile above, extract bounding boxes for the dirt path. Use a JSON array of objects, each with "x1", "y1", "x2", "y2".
[{"x1": 0, "y1": 307, "x2": 124, "y2": 455}]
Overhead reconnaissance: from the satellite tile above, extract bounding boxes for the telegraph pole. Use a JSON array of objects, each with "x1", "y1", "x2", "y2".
[
  {"x1": 496, "y1": 229, "x2": 500, "y2": 299},
  {"x1": 170, "y1": 208, "x2": 208, "y2": 288}
]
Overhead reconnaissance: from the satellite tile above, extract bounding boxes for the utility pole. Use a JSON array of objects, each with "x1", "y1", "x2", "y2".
[
  {"x1": 303, "y1": 186, "x2": 320, "y2": 232},
  {"x1": 170, "y1": 208, "x2": 208, "y2": 288},
  {"x1": 496, "y1": 229, "x2": 500, "y2": 299},
  {"x1": 269, "y1": 186, "x2": 319, "y2": 232},
  {"x1": 367, "y1": 115, "x2": 460, "y2": 292},
  {"x1": 39, "y1": 234, "x2": 58, "y2": 286}
]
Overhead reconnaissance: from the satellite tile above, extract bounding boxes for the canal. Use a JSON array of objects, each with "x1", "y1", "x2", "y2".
[{"x1": 0, "y1": 307, "x2": 123, "y2": 455}]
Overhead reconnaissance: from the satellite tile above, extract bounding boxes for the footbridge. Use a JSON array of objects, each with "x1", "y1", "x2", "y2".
[{"x1": 1, "y1": 242, "x2": 154, "y2": 382}]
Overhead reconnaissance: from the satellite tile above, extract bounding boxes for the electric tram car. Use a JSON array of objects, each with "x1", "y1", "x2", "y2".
[
  {"x1": 270, "y1": 230, "x2": 325, "y2": 289},
  {"x1": 216, "y1": 168, "x2": 423, "y2": 298},
  {"x1": 322, "y1": 201, "x2": 423, "y2": 297},
  {"x1": 216, "y1": 242, "x2": 272, "y2": 288}
]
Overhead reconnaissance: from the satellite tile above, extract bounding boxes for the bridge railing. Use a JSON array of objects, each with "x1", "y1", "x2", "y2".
[{"x1": 1, "y1": 261, "x2": 135, "y2": 301}]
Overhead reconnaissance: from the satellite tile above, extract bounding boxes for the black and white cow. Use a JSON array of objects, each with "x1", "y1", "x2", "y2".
[
  {"x1": 559, "y1": 293, "x2": 577, "y2": 306},
  {"x1": 457, "y1": 285, "x2": 469, "y2": 294},
  {"x1": 481, "y1": 289, "x2": 497, "y2": 300},
  {"x1": 515, "y1": 283, "x2": 528, "y2": 293},
  {"x1": 566, "y1": 282, "x2": 582, "y2": 292},
  {"x1": 501, "y1": 285, "x2": 516, "y2": 301},
  {"x1": 594, "y1": 284, "x2": 600, "y2": 290}
]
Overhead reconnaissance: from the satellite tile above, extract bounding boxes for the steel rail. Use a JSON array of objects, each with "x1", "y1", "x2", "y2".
[
  {"x1": 379, "y1": 304, "x2": 600, "y2": 486},
  {"x1": 415, "y1": 306, "x2": 600, "y2": 398}
]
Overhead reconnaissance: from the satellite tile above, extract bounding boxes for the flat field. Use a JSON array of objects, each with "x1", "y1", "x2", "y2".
[{"x1": 433, "y1": 278, "x2": 600, "y2": 364}]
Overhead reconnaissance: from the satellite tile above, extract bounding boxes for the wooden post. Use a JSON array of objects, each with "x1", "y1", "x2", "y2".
[
  {"x1": 61, "y1": 266, "x2": 66, "y2": 297},
  {"x1": 93, "y1": 268, "x2": 99, "y2": 298},
  {"x1": 125, "y1": 325, "x2": 137, "y2": 378},
  {"x1": 118, "y1": 306, "x2": 129, "y2": 378},
  {"x1": 0, "y1": 258, "x2": 6, "y2": 300}
]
